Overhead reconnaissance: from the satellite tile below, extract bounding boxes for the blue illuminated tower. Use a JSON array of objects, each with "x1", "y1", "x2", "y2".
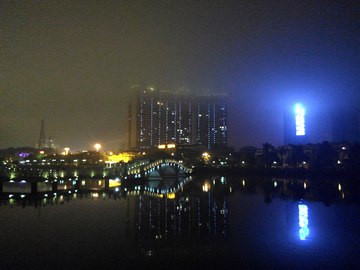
[{"x1": 284, "y1": 103, "x2": 308, "y2": 145}]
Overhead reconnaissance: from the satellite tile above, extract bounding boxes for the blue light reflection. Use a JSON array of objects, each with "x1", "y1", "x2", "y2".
[{"x1": 298, "y1": 203, "x2": 309, "y2": 240}]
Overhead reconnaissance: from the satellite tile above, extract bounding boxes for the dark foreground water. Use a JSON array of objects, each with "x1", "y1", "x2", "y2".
[{"x1": 0, "y1": 176, "x2": 359, "y2": 269}]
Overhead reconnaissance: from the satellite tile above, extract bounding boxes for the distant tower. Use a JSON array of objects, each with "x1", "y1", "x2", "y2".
[{"x1": 38, "y1": 119, "x2": 46, "y2": 150}]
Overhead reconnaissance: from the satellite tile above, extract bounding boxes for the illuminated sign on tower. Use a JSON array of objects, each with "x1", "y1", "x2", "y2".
[{"x1": 294, "y1": 103, "x2": 305, "y2": 136}]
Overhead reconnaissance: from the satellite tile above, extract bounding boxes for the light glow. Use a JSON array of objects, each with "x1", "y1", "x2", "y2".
[
  {"x1": 167, "y1": 143, "x2": 176, "y2": 149},
  {"x1": 167, "y1": 193, "x2": 176, "y2": 199},
  {"x1": 202, "y1": 182, "x2": 210, "y2": 192},
  {"x1": 202, "y1": 152, "x2": 211, "y2": 162},
  {"x1": 94, "y1": 143, "x2": 101, "y2": 152},
  {"x1": 294, "y1": 103, "x2": 306, "y2": 136},
  {"x1": 109, "y1": 179, "x2": 121, "y2": 187},
  {"x1": 298, "y1": 203, "x2": 309, "y2": 240}
]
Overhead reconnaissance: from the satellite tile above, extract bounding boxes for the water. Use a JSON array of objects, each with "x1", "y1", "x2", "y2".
[{"x1": 0, "y1": 177, "x2": 359, "y2": 269}]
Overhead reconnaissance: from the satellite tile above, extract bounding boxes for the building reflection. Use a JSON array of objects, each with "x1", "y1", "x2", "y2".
[
  {"x1": 130, "y1": 180, "x2": 229, "y2": 256},
  {"x1": 298, "y1": 202, "x2": 310, "y2": 241},
  {"x1": 1, "y1": 176, "x2": 359, "y2": 207},
  {"x1": 1, "y1": 175, "x2": 360, "y2": 269},
  {"x1": 1, "y1": 175, "x2": 359, "y2": 254}
]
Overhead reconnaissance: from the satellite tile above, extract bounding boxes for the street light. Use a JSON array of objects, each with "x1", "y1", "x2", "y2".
[{"x1": 94, "y1": 143, "x2": 101, "y2": 152}]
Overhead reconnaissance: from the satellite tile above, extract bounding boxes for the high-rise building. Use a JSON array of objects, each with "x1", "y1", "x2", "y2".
[
  {"x1": 284, "y1": 103, "x2": 360, "y2": 145},
  {"x1": 128, "y1": 86, "x2": 227, "y2": 150},
  {"x1": 284, "y1": 103, "x2": 309, "y2": 145}
]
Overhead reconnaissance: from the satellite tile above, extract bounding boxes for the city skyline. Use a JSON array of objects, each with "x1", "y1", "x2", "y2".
[{"x1": 1, "y1": 1, "x2": 360, "y2": 150}]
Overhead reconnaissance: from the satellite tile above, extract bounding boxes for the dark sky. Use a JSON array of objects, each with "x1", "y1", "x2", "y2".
[{"x1": 1, "y1": 0, "x2": 359, "y2": 151}]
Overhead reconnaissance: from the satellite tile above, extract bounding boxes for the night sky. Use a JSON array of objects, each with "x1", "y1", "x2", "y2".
[{"x1": 1, "y1": 0, "x2": 359, "y2": 151}]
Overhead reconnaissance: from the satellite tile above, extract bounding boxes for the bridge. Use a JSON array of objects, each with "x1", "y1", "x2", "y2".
[{"x1": 125, "y1": 159, "x2": 192, "y2": 180}]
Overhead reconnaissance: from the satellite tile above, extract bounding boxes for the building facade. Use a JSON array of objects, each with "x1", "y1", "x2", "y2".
[{"x1": 128, "y1": 86, "x2": 227, "y2": 150}]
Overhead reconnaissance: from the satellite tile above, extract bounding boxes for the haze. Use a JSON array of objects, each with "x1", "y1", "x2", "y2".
[{"x1": 1, "y1": 0, "x2": 359, "y2": 150}]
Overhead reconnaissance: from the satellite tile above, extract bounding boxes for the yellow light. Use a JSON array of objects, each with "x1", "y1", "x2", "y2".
[
  {"x1": 158, "y1": 144, "x2": 166, "y2": 149},
  {"x1": 167, "y1": 143, "x2": 176, "y2": 149},
  {"x1": 39, "y1": 150, "x2": 45, "y2": 155},
  {"x1": 167, "y1": 193, "x2": 176, "y2": 199},
  {"x1": 106, "y1": 152, "x2": 135, "y2": 163},
  {"x1": 64, "y1": 147, "x2": 70, "y2": 155},
  {"x1": 109, "y1": 179, "x2": 121, "y2": 187},
  {"x1": 202, "y1": 182, "x2": 210, "y2": 192},
  {"x1": 202, "y1": 152, "x2": 211, "y2": 162}
]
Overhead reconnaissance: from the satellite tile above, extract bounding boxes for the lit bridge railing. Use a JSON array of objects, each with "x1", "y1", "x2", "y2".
[{"x1": 126, "y1": 159, "x2": 192, "y2": 179}]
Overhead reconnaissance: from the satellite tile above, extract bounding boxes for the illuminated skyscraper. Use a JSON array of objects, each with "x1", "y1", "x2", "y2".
[
  {"x1": 128, "y1": 86, "x2": 227, "y2": 149},
  {"x1": 284, "y1": 103, "x2": 309, "y2": 144}
]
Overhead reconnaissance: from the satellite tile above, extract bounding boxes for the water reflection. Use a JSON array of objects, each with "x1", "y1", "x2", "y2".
[
  {"x1": 1, "y1": 176, "x2": 360, "y2": 268},
  {"x1": 298, "y1": 202, "x2": 309, "y2": 240},
  {"x1": 1, "y1": 176, "x2": 360, "y2": 208}
]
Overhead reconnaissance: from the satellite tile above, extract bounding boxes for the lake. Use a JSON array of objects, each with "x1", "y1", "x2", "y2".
[{"x1": 0, "y1": 176, "x2": 359, "y2": 269}]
